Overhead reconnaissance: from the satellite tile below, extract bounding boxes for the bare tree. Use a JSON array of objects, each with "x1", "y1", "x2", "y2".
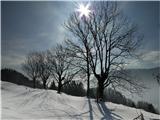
[
  {"x1": 65, "y1": 2, "x2": 143, "y2": 100},
  {"x1": 36, "y1": 52, "x2": 51, "y2": 89},
  {"x1": 65, "y1": 39, "x2": 92, "y2": 97},
  {"x1": 22, "y1": 52, "x2": 40, "y2": 88},
  {"x1": 47, "y1": 44, "x2": 80, "y2": 94}
]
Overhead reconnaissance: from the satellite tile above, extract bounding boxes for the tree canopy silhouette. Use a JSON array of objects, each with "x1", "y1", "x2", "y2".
[{"x1": 65, "y1": 1, "x2": 143, "y2": 100}]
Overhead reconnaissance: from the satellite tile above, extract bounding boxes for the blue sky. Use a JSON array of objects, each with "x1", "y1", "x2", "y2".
[{"x1": 1, "y1": 1, "x2": 160, "y2": 72}]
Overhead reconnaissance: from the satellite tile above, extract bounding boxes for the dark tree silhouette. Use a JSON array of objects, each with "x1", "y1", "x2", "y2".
[
  {"x1": 62, "y1": 81, "x2": 86, "y2": 96},
  {"x1": 22, "y1": 52, "x2": 40, "y2": 88},
  {"x1": 50, "y1": 80, "x2": 57, "y2": 90},
  {"x1": 137, "y1": 101, "x2": 158, "y2": 114},
  {"x1": 1, "y1": 68, "x2": 43, "y2": 88},
  {"x1": 65, "y1": 39, "x2": 92, "y2": 97},
  {"x1": 65, "y1": 2, "x2": 143, "y2": 101},
  {"x1": 47, "y1": 44, "x2": 80, "y2": 94},
  {"x1": 36, "y1": 52, "x2": 51, "y2": 89}
]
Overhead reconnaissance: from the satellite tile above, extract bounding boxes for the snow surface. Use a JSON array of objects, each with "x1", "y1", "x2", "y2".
[{"x1": 1, "y1": 81, "x2": 160, "y2": 120}]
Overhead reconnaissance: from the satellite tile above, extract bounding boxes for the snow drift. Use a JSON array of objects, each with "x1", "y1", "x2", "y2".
[{"x1": 1, "y1": 81, "x2": 160, "y2": 120}]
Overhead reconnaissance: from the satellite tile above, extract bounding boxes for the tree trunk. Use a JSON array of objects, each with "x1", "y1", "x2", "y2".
[
  {"x1": 43, "y1": 80, "x2": 46, "y2": 89},
  {"x1": 86, "y1": 48, "x2": 90, "y2": 97},
  {"x1": 86, "y1": 69, "x2": 90, "y2": 97},
  {"x1": 97, "y1": 79, "x2": 104, "y2": 101},
  {"x1": 57, "y1": 80, "x2": 62, "y2": 94},
  {"x1": 33, "y1": 78, "x2": 36, "y2": 88}
]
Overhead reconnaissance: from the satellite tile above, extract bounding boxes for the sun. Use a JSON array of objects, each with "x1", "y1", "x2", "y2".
[{"x1": 76, "y1": 3, "x2": 91, "y2": 18}]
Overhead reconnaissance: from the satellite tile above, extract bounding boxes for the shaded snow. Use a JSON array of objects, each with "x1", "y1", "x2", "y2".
[{"x1": 1, "y1": 81, "x2": 160, "y2": 120}]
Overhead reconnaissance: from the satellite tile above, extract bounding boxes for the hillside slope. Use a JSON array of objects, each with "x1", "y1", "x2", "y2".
[
  {"x1": 1, "y1": 81, "x2": 160, "y2": 120},
  {"x1": 125, "y1": 67, "x2": 160, "y2": 110},
  {"x1": 1, "y1": 68, "x2": 43, "y2": 88}
]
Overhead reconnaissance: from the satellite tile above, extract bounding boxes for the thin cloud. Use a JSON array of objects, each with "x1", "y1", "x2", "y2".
[{"x1": 126, "y1": 51, "x2": 160, "y2": 69}]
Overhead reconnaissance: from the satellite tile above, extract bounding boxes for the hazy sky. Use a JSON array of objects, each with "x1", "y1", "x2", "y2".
[{"x1": 1, "y1": 1, "x2": 160, "y2": 72}]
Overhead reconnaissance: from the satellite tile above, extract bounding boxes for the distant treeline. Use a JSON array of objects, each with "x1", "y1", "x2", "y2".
[
  {"x1": 50, "y1": 80, "x2": 86, "y2": 97},
  {"x1": 89, "y1": 88, "x2": 159, "y2": 114},
  {"x1": 1, "y1": 68, "x2": 159, "y2": 114},
  {"x1": 1, "y1": 68, "x2": 43, "y2": 88}
]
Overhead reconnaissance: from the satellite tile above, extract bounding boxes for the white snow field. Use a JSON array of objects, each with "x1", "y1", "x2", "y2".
[{"x1": 1, "y1": 81, "x2": 160, "y2": 120}]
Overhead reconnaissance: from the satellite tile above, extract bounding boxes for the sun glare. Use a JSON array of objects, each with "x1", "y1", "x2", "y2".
[{"x1": 76, "y1": 3, "x2": 91, "y2": 19}]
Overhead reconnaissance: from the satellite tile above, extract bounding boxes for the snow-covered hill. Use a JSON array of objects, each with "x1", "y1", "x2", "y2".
[{"x1": 1, "y1": 81, "x2": 160, "y2": 120}]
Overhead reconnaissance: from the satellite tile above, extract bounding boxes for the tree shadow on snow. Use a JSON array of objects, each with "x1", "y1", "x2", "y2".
[
  {"x1": 88, "y1": 98, "x2": 94, "y2": 120},
  {"x1": 97, "y1": 101, "x2": 123, "y2": 120},
  {"x1": 68, "y1": 98, "x2": 93, "y2": 119}
]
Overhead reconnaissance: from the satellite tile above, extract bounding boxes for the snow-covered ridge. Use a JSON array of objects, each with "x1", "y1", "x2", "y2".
[{"x1": 1, "y1": 81, "x2": 160, "y2": 120}]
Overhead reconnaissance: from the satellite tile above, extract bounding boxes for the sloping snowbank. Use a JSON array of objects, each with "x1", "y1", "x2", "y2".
[{"x1": 1, "y1": 81, "x2": 160, "y2": 120}]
